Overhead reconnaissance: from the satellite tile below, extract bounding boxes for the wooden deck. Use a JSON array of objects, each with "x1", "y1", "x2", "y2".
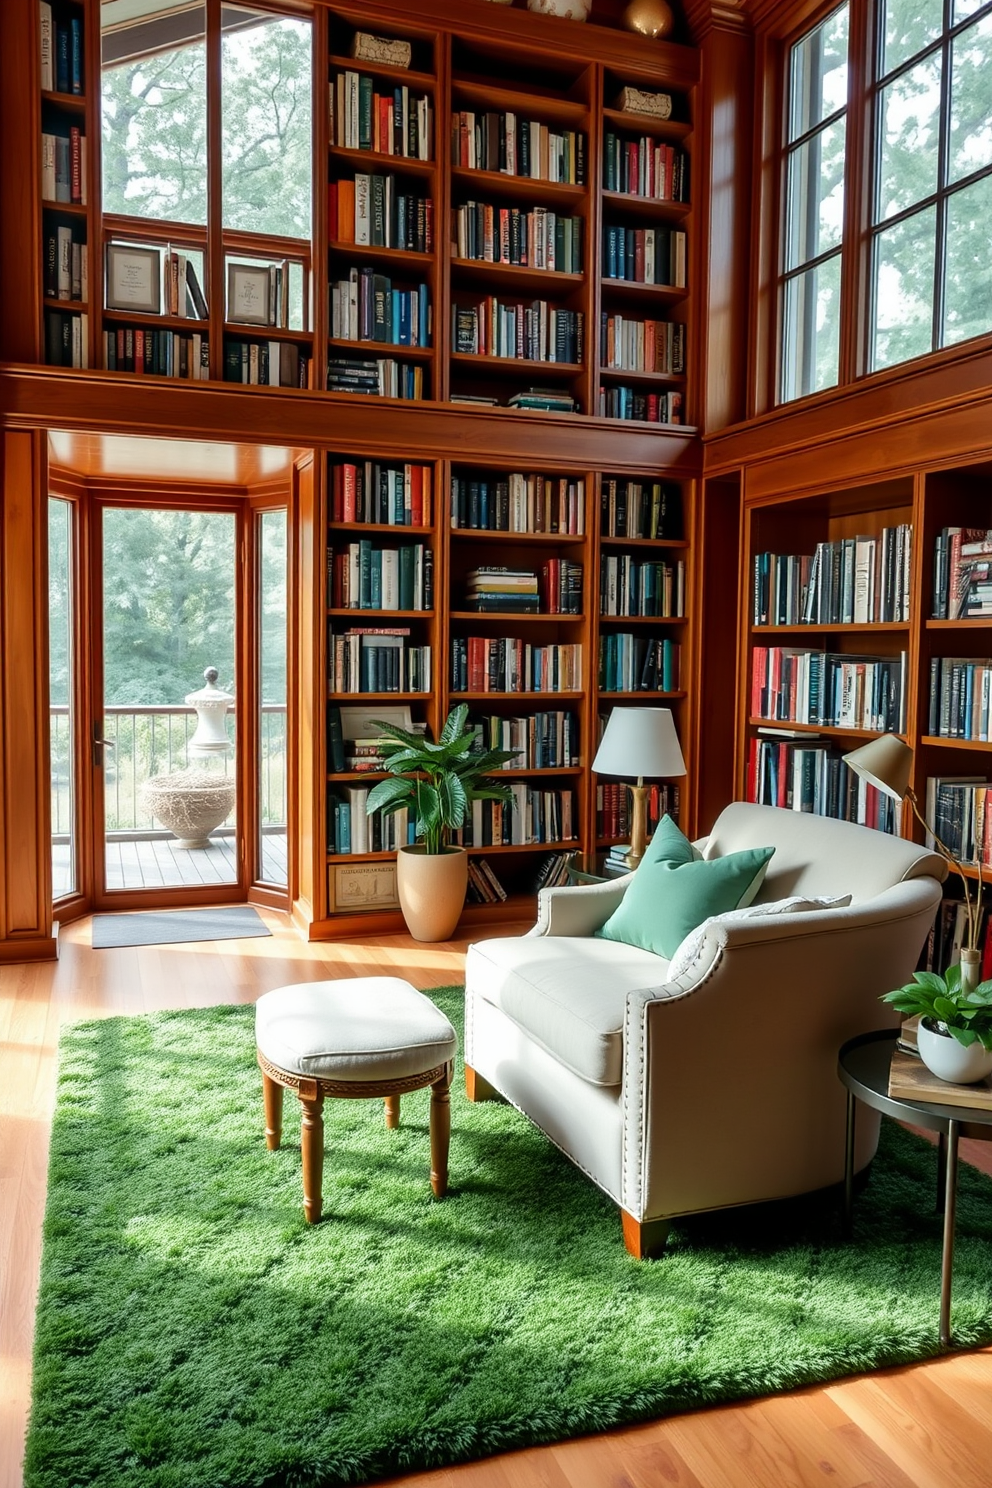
[{"x1": 52, "y1": 831, "x2": 287, "y2": 897}]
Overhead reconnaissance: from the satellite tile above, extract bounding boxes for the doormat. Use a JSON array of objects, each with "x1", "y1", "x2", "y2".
[
  {"x1": 91, "y1": 905, "x2": 272, "y2": 948},
  {"x1": 25, "y1": 988, "x2": 992, "y2": 1488}
]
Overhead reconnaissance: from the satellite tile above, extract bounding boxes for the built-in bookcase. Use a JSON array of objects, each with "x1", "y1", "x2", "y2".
[{"x1": 40, "y1": 0, "x2": 90, "y2": 366}]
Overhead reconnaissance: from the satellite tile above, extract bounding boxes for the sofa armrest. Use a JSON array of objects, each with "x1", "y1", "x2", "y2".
[{"x1": 530, "y1": 874, "x2": 634, "y2": 937}]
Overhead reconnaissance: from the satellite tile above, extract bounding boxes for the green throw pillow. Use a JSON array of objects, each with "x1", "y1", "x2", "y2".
[{"x1": 596, "y1": 815, "x2": 775, "y2": 960}]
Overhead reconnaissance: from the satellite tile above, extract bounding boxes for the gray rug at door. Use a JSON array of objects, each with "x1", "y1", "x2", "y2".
[{"x1": 92, "y1": 905, "x2": 272, "y2": 949}]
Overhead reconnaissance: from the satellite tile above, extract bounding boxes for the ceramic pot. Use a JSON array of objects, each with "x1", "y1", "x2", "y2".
[
  {"x1": 396, "y1": 844, "x2": 469, "y2": 942},
  {"x1": 622, "y1": 0, "x2": 676, "y2": 38},
  {"x1": 140, "y1": 768, "x2": 236, "y2": 849},
  {"x1": 526, "y1": 0, "x2": 591, "y2": 20},
  {"x1": 917, "y1": 1018, "x2": 992, "y2": 1084}
]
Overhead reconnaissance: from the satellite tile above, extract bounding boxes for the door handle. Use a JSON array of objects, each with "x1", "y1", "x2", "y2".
[{"x1": 92, "y1": 728, "x2": 116, "y2": 767}]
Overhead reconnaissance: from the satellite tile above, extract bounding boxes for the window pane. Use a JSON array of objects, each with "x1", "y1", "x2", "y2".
[
  {"x1": 871, "y1": 206, "x2": 936, "y2": 369},
  {"x1": 258, "y1": 510, "x2": 287, "y2": 889},
  {"x1": 49, "y1": 498, "x2": 76, "y2": 901},
  {"x1": 876, "y1": 54, "x2": 942, "y2": 221},
  {"x1": 788, "y1": 4, "x2": 849, "y2": 141},
  {"x1": 954, "y1": 0, "x2": 986, "y2": 22},
  {"x1": 949, "y1": 14, "x2": 992, "y2": 184},
  {"x1": 221, "y1": 7, "x2": 312, "y2": 239},
  {"x1": 943, "y1": 174, "x2": 992, "y2": 346},
  {"x1": 881, "y1": 0, "x2": 943, "y2": 75},
  {"x1": 101, "y1": 1, "x2": 207, "y2": 225},
  {"x1": 785, "y1": 120, "x2": 846, "y2": 270},
  {"x1": 781, "y1": 253, "x2": 842, "y2": 401}
]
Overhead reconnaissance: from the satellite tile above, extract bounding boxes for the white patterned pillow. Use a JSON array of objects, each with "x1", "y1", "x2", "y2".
[{"x1": 667, "y1": 894, "x2": 853, "y2": 980}]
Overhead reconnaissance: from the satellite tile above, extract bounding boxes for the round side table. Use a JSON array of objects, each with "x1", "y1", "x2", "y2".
[{"x1": 838, "y1": 1028, "x2": 992, "y2": 1348}]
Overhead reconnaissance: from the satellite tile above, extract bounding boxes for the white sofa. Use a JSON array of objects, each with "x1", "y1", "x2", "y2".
[{"x1": 464, "y1": 802, "x2": 946, "y2": 1255}]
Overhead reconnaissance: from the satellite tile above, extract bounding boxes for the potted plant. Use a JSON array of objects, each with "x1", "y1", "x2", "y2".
[
  {"x1": 882, "y1": 965, "x2": 992, "y2": 1084},
  {"x1": 365, "y1": 705, "x2": 518, "y2": 942}
]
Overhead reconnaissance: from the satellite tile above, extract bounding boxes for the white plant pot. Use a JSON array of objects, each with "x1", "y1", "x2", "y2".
[
  {"x1": 396, "y1": 845, "x2": 468, "y2": 942},
  {"x1": 917, "y1": 1019, "x2": 992, "y2": 1085}
]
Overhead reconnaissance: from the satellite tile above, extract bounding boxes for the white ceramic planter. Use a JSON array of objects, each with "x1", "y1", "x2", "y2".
[
  {"x1": 396, "y1": 845, "x2": 468, "y2": 942},
  {"x1": 917, "y1": 1019, "x2": 992, "y2": 1084},
  {"x1": 526, "y1": 0, "x2": 591, "y2": 19}
]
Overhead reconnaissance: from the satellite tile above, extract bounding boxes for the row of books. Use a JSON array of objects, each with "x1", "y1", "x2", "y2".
[
  {"x1": 326, "y1": 357, "x2": 425, "y2": 398},
  {"x1": 325, "y1": 704, "x2": 426, "y2": 774},
  {"x1": 603, "y1": 227, "x2": 687, "y2": 287},
  {"x1": 328, "y1": 176, "x2": 434, "y2": 253},
  {"x1": 597, "y1": 387, "x2": 683, "y2": 423},
  {"x1": 933, "y1": 527, "x2": 992, "y2": 619},
  {"x1": 925, "y1": 775, "x2": 992, "y2": 867},
  {"x1": 750, "y1": 647, "x2": 908, "y2": 731},
  {"x1": 466, "y1": 858, "x2": 509, "y2": 904},
  {"x1": 745, "y1": 733, "x2": 898, "y2": 833},
  {"x1": 922, "y1": 898, "x2": 992, "y2": 981},
  {"x1": 45, "y1": 310, "x2": 88, "y2": 368},
  {"x1": 328, "y1": 628, "x2": 432, "y2": 693},
  {"x1": 452, "y1": 299, "x2": 583, "y2": 364},
  {"x1": 599, "y1": 635, "x2": 681, "y2": 693},
  {"x1": 329, "y1": 272, "x2": 431, "y2": 347},
  {"x1": 601, "y1": 479, "x2": 682, "y2": 539},
  {"x1": 329, "y1": 72, "x2": 433, "y2": 160},
  {"x1": 752, "y1": 526, "x2": 912, "y2": 626},
  {"x1": 470, "y1": 710, "x2": 580, "y2": 769},
  {"x1": 41, "y1": 127, "x2": 86, "y2": 205},
  {"x1": 452, "y1": 786, "x2": 577, "y2": 847},
  {"x1": 602, "y1": 133, "x2": 688, "y2": 201},
  {"x1": 106, "y1": 328, "x2": 209, "y2": 380},
  {"x1": 927, "y1": 658, "x2": 992, "y2": 741},
  {"x1": 450, "y1": 112, "x2": 586, "y2": 185},
  {"x1": 452, "y1": 204, "x2": 583, "y2": 273},
  {"x1": 164, "y1": 248, "x2": 208, "y2": 318},
  {"x1": 450, "y1": 637, "x2": 583, "y2": 693},
  {"x1": 463, "y1": 567, "x2": 537, "y2": 613},
  {"x1": 533, "y1": 851, "x2": 578, "y2": 892},
  {"x1": 223, "y1": 340, "x2": 308, "y2": 387},
  {"x1": 597, "y1": 782, "x2": 679, "y2": 843},
  {"x1": 44, "y1": 227, "x2": 87, "y2": 303},
  {"x1": 327, "y1": 786, "x2": 417, "y2": 854},
  {"x1": 600, "y1": 556, "x2": 685, "y2": 617},
  {"x1": 600, "y1": 315, "x2": 685, "y2": 374},
  {"x1": 39, "y1": 2, "x2": 83, "y2": 94},
  {"x1": 327, "y1": 541, "x2": 433, "y2": 612},
  {"x1": 450, "y1": 472, "x2": 585, "y2": 534},
  {"x1": 330, "y1": 461, "x2": 432, "y2": 526}
]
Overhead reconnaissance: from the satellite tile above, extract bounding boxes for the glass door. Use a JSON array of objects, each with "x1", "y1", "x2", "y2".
[
  {"x1": 256, "y1": 507, "x2": 288, "y2": 891},
  {"x1": 92, "y1": 502, "x2": 242, "y2": 903},
  {"x1": 49, "y1": 496, "x2": 78, "y2": 901}
]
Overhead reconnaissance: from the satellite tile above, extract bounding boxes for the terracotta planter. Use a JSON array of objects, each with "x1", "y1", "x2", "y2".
[{"x1": 396, "y1": 845, "x2": 468, "y2": 942}]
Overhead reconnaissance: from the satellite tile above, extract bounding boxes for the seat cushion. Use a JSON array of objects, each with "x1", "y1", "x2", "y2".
[
  {"x1": 255, "y1": 976, "x2": 457, "y2": 1081},
  {"x1": 467, "y1": 936, "x2": 670, "y2": 1087},
  {"x1": 596, "y1": 814, "x2": 775, "y2": 959}
]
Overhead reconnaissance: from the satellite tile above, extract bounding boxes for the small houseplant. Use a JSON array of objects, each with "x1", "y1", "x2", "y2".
[
  {"x1": 366, "y1": 704, "x2": 518, "y2": 941},
  {"x1": 882, "y1": 965, "x2": 992, "y2": 1083}
]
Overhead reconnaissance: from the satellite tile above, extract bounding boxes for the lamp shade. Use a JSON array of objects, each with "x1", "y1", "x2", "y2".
[
  {"x1": 841, "y1": 734, "x2": 913, "y2": 802},
  {"x1": 592, "y1": 708, "x2": 686, "y2": 779}
]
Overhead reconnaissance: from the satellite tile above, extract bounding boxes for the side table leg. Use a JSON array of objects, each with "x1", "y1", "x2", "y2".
[
  {"x1": 843, "y1": 1090, "x2": 856, "y2": 1239},
  {"x1": 939, "y1": 1119, "x2": 959, "y2": 1349}
]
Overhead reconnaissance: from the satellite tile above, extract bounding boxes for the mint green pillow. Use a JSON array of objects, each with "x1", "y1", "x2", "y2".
[{"x1": 596, "y1": 816, "x2": 774, "y2": 959}]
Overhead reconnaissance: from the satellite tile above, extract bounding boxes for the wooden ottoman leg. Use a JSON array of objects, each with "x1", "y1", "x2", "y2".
[
  {"x1": 429, "y1": 1061, "x2": 453, "y2": 1198},
  {"x1": 384, "y1": 1094, "x2": 401, "y2": 1129},
  {"x1": 299, "y1": 1089, "x2": 325, "y2": 1224},
  {"x1": 262, "y1": 1072, "x2": 284, "y2": 1150}
]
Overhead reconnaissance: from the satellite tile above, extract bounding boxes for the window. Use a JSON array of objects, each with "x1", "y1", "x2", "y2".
[{"x1": 779, "y1": 5, "x2": 849, "y2": 402}]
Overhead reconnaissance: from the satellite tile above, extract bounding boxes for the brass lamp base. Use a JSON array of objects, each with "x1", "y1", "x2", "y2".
[{"x1": 627, "y1": 782, "x2": 650, "y2": 868}]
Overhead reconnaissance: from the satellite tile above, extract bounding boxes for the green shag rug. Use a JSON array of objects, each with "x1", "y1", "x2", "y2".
[{"x1": 26, "y1": 989, "x2": 992, "y2": 1488}]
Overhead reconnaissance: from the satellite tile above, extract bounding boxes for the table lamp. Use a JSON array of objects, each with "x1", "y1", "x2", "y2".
[
  {"x1": 843, "y1": 733, "x2": 983, "y2": 962},
  {"x1": 592, "y1": 707, "x2": 686, "y2": 868}
]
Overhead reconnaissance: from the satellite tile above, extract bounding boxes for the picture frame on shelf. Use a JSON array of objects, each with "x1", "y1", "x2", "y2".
[
  {"x1": 105, "y1": 244, "x2": 161, "y2": 314},
  {"x1": 328, "y1": 861, "x2": 400, "y2": 913},
  {"x1": 227, "y1": 262, "x2": 271, "y2": 326}
]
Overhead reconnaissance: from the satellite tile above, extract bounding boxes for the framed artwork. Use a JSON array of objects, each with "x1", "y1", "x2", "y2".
[
  {"x1": 328, "y1": 861, "x2": 400, "y2": 913},
  {"x1": 227, "y1": 262, "x2": 270, "y2": 326},
  {"x1": 105, "y1": 244, "x2": 161, "y2": 314}
]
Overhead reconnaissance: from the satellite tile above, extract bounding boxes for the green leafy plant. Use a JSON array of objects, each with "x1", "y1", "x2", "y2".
[
  {"x1": 882, "y1": 966, "x2": 992, "y2": 1050},
  {"x1": 365, "y1": 704, "x2": 518, "y2": 855}
]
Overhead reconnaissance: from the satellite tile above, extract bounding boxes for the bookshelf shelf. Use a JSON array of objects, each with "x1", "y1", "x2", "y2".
[
  {"x1": 598, "y1": 366, "x2": 685, "y2": 386},
  {"x1": 450, "y1": 259, "x2": 585, "y2": 295},
  {"x1": 601, "y1": 190, "x2": 691, "y2": 220},
  {"x1": 598, "y1": 613, "x2": 685, "y2": 625},
  {"x1": 224, "y1": 322, "x2": 312, "y2": 342},
  {"x1": 327, "y1": 609, "x2": 434, "y2": 619},
  {"x1": 921, "y1": 736, "x2": 992, "y2": 751},
  {"x1": 328, "y1": 55, "x2": 437, "y2": 92},
  {"x1": 451, "y1": 80, "x2": 589, "y2": 126},
  {"x1": 601, "y1": 108, "x2": 692, "y2": 140},
  {"x1": 600, "y1": 535, "x2": 689, "y2": 549},
  {"x1": 750, "y1": 621, "x2": 911, "y2": 635},
  {"x1": 328, "y1": 243, "x2": 434, "y2": 270},
  {"x1": 451, "y1": 529, "x2": 586, "y2": 544},
  {"x1": 327, "y1": 337, "x2": 432, "y2": 357},
  {"x1": 449, "y1": 612, "x2": 586, "y2": 622},
  {"x1": 328, "y1": 145, "x2": 435, "y2": 178},
  {"x1": 41, "y1": 199, "x2": 86, "y2": 217},
  {"x1": 598, "y1": 689, "x2": 687, "y2": 700},
  {"x1": 40, "y1": 88, "x2": 86, "y2": 113},
  {"x1": 450, "y1": 352, "x2": 583, "y2": 377},
  {"x1": 926, "y1": 618, "x2": 992, "y2": 629},
  {"x1": 466, "y1": 841, "x2": 578, "y2": 855},
  {"x1": 748, "y1": 718, "x2": 900, "y2": 740},
  {"x1": 454, "y1": 691, "x2": 585, "y2": 700},
  {"x1": 599, "y1": 278, "x2": 685, "y2": 302},
  {"x1": 449, "y1": 167, "x2": 587, "y2": 207}
]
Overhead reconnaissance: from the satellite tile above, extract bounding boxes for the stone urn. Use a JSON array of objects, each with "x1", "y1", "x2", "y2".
[{"x1": 140, "y1": 768, "x2": 236, "y2": 850}]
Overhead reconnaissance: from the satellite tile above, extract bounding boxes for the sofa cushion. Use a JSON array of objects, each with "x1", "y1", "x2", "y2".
[
  {"x1": 595, "y1": 815, "x2": 775, "y2": 960},
  {"x1": 467, "y1": 936, "x2": 669, "y2": 1087},
  {"x1": 667, "y1": 894, "x2": 853, "y2": 979}
]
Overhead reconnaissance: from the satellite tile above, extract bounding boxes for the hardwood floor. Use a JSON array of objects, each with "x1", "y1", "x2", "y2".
[{"x1": 2, "y1": 913, "x2": 991, "y2": 1488}]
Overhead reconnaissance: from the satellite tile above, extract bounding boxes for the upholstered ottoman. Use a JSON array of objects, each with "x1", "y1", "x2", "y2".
[{"x1": 255, "y1": 977, "x2": 457, "y2": 1223}]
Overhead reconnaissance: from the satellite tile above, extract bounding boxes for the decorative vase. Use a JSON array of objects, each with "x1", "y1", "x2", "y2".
[
  {"x1": 526, "y1": 0, "x2": 591, "y2": 19},
  {"x1": 140, "y1": 767, "x2": 237, "y2": 850},
  {"x1": 960, "y1": 946, "x2": 982, "y2": 991},
  {"x1": 395, "y1": 845, "x2": 469, "y2": 942},
  {"x1": 621, "y1": 0, "x2": 676, "y2": 38},
  {"x1": 917, "y1": 1017, "x2": 992, "y2": 1085}
]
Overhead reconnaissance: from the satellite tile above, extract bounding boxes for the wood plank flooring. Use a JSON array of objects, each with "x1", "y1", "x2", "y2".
[
  {"x1": 52, "y1": 830, "x2": 287, "y2": 896},
  {"x1": 2, "y1": 915, "x2": 991, "y2": 1488}
]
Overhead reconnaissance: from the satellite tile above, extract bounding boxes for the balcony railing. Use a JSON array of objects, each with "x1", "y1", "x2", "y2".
[{"x1": 50, "y1": 704, "x2": 287, "y2": 836}]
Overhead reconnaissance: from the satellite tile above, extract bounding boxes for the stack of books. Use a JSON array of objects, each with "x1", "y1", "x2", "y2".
[
  {"x1": 603, "y1": 844, "x2": 636, "y2": 876},
  {"x1": 466, "y1": 568, "x2": 540, "y2": 613},
  {"x1": 534, "y1": 850, "x2": 577, "y2": 890},
  {"x1": 507, "y1": 389, "x2": 578, "y2": 413},
  {"x1": 933, "y1": 527, "x2": 992, "y2": 618},
  {"x1": 466, "y1": 858, "x2": 509, "y2": 904}
]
